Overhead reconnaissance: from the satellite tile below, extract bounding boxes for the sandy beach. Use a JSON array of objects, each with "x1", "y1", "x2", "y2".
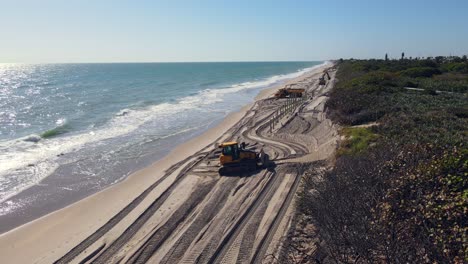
[{"x1": 0, "y1": 61, "x2": 338, "y2": 264}]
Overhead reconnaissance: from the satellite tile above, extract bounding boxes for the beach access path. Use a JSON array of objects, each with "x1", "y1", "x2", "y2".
[{"x1": 0, "y1": 62, "x2": 338, "y2": 264}]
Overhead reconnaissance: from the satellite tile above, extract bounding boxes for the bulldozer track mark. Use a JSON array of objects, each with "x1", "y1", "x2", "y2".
[
  {"x1": 207, "y1": 170, "x2": 278, "y2": 264},
  {"x1": 124, "y1": 180, "x2": 218, "y2": 264},
  {"x1": 54, "y1": 154, "x2": 196, "y2": 264},
  {"x1": 88, "y1": 151, "x2": 222, "y2": 263},
  {"x1": 251, "y1": 170, "x2": 302, "y2": 263},
  {"x1": 56, "y1": 149, "x2": 214, "y2": 264},
  {"x1": 155, "y1": 178, "x2": 237, "y2": 264},
  {"x1": 78, "y1": 243, "x2": 105, "y2": 264}
]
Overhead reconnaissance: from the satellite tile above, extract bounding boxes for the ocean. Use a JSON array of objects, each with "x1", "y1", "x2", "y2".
[{"x1": 0, "y1": 61, "x2": 322, "y2": 229}]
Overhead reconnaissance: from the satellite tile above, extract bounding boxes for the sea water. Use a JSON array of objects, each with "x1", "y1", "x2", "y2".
[{"x1": 0, "y1": 61, "x2": 322, "y2": 225}]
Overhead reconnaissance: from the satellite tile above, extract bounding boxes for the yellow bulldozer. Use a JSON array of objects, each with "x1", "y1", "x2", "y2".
[{"x1": 218, "y1": 141, "x2": 267, "y2": 175}]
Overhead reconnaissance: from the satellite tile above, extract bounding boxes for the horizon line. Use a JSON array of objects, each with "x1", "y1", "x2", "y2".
[{"x1": 0, "y1": 60, "x2": 326, "y2": 65}]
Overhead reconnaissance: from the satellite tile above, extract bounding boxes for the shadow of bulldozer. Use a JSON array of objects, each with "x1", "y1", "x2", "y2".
[{"x1": 218, "y1": 154, "x2": 277, "y2": 177}]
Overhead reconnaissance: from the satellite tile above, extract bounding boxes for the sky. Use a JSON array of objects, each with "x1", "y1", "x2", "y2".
[{"x1": 1, "y1": 0, "x2": 467, "y2": 63}]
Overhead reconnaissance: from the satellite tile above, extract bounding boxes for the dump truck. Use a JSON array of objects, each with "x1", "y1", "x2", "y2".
[
  {"x1": 218, "y1": 141, "x2": 267, "y2": 175},
  {"x1": 274, "y1": 88, "x2": 305, "y2": 98}
]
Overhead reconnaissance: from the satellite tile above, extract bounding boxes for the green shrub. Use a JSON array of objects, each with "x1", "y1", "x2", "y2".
[
  {"x1": 400, "y1": 67, "x2": 441, "y2": 78},
  {"x1": 338, "y1": 127, "x2": 378, "y2": 155},
  {"x1": 384, "y1": 147, "x2": 468, "y2": 262},
  {"x1": 441, "y1": 62, "x2": 468, "y2": 73},
  {"x1": 350, "y1": 71, "x2": 397, "y2": 86}
]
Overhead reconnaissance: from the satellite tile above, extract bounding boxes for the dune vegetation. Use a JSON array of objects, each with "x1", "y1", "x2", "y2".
[{"x1": 293, "y1": 56, "x2": 467, "y2": 263}]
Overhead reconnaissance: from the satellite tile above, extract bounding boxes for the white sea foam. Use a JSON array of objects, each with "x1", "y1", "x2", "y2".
[{"x1": 0, "y1": 62, "x2": 327, "y2": 202}]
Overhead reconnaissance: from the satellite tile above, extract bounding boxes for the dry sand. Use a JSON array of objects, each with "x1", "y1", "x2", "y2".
[{"x1": 0, "y1": 61, "x2": 338, "y2": 264}]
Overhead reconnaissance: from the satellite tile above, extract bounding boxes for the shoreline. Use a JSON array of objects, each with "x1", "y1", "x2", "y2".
[
  {"x1": 0, "y1": 61, "x2": 331, "y2": 263},
  {"x1": 0, "y1": 62, "x2": 326, "y2": 233}
]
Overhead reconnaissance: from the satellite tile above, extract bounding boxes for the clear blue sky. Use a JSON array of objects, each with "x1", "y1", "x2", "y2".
[{"x1": 1, "y1": 0, "x2": 467, "y2": 63}]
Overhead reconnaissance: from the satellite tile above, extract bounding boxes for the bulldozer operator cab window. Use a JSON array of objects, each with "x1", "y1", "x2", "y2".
[
  {"x1": 222, "y1": 144, "x2": 240, "y2": 160},
  {"x1": 222, "y1": 145, "x2": 233, "y2": 156}
]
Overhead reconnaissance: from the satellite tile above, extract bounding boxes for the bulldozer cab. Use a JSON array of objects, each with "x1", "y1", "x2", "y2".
[
  {"x1": 220, "y1": 142, "x2": 240, "y2": 160},
  {"x1": 319, "y1": 76, "x2": 326, "y2": 85}
]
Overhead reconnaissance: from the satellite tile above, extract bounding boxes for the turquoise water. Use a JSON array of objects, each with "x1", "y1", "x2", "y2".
[{"x1": 0, "y1": 61, "x2": 322, "y2": 216}]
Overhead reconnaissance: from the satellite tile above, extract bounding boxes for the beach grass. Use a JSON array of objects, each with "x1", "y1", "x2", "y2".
[{"x1": 338, "y1": 127, "x2": 378, "y2": 155}]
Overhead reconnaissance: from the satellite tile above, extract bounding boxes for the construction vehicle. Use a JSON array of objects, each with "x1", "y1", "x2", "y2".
[
  {"x1": 319, "y1": 70, "x2": 331, "y2": 85},
  {"x1": 274, "y1": 87, "x2": 305, "y2": 98},
  {"x1": 318, "y1": 76, "x2": 326, "y2": 85},
  {"x1": 218, "y1": 141, "x2": 267, "y2": 175}
]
